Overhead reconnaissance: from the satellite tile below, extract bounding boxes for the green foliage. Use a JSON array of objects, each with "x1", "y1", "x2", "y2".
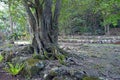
[
  {"x1": 94, "y1": 0, "x2": 120, "y2": 26},
  {"x1": 8, "y1": 32, "x2": 28, "y2": 40},
  {"x1": 25, "y1": 58, "x2": 39, "y2": 66},
  {"x1": 82, "y1": 76, "x2": 100, "y2": 80},
  {"x1": 43, "y1": 51, "x2": 49, "y2": 59},
  {"x1": 59, "y1": 0, "x2": 120, "y2": 35},
  {"x1": 8, "y1": 33, "x2": 19, "y2": 40},
  {"x1": 0, "y1": 54, "x2": 3, "y2": 62},
  {"x1": 0, "y1": 0, "x2": 28, "y2": 40},
  {"x1": 3, "y1": 62, "x2": 24, "y2": 76},
  {"x1": 1, "y1": 0, "x2": 120, "y2": 36},
  {"x1": 56, "y1": 54, "x2": 65, "y2": 65}
]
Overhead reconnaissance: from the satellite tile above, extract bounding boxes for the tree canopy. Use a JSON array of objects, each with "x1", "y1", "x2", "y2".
[{"x1": 0, "y1": 0, "x2": 120, "y2": 36}]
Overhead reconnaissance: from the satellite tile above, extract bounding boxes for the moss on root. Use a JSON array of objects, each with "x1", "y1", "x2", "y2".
[{"x1": 82, "y1": 76, "x2": 100, "y2": 80}]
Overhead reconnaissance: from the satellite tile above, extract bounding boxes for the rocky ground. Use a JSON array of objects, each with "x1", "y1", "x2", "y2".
[
  {"x1": 60, "y1": 43, "x2": 120, "y2": 80},
  {"x1": 0, "y1": 36, "x2": 120, "y2": 80}
]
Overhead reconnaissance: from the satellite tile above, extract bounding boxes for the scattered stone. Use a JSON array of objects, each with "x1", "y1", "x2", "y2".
[
  {"x1": 0, "y1": 36, "x2": 120, "y2": 80},
  {"x1": 44, "y1": 66, "x2": 87, "y2": 80},
  {"x1": 22, "y1": 58, "x2": 45, "y2": 77},
  {"x1": 12, "y1": 56, "x2": 28, "y2": 63},
  {"x1": 70, "y1": 70, "x2": 86, "y2": 79}
]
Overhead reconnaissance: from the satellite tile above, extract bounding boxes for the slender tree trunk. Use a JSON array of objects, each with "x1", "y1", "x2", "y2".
[
  {"x1": 23, "y1": 0, "x2": 61, "y2": 54},
  {"x1": 104, "y1": 25, "x2": 106, "y2": 35},
  {"x1": 104, "y1": 24, "x2": 110, "y2": 35},
  {"x1": 8, "y1": 1, "x2": 13, "y2": 35},
  {"x1": 106, "y1": 24, "x2": 110, "y2": 35}
]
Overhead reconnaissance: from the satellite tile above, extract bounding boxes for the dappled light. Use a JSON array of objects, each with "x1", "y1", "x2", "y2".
[{"x1": 0, "y1": 0, "x2": 120, "y2": 80}]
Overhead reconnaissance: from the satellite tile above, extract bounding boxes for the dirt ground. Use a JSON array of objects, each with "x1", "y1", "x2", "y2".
[
  {"x1": 0, "y1": 39, "x2": 120, "y2": 80},
  {"x1": 60, "y1": 43, "x2": 120, "y2": 80}
]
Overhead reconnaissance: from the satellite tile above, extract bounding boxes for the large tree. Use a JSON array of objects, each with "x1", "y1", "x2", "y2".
[{"x1": 23, "y1": 0, "x2": 61, "y2": 54}]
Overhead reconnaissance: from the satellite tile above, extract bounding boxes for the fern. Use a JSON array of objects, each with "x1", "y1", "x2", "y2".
[
  {"x1": 0, "y1": 54, "x2": 3, "y2": 62},
  {"x1": 3, "y1": 62, "x2": 24, "y2": 76},
  {"x1": 56, "y1": 54, "x2": 65, "y2": 64}
]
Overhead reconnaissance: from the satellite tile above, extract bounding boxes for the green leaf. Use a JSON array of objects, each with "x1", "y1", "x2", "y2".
[{"x1": 3, "y1": 62, "x2": 24, "y2": 76}]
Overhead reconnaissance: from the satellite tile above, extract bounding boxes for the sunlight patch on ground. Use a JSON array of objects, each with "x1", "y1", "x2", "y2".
[{"x1": 14, "y1": 41, "x2": 31, "y2": 45}]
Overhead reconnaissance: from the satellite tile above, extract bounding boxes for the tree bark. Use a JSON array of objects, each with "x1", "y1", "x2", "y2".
[
  {"x1": 23, "y1": 0, "x2": 61, "y2": 54},
  {"x1": 8, "y1": 0, "x2": 14, "y2": 36},
  {"x1": 106, "y1": 24, "x2": 110, "y2": 35},
  {"x1": 104, "y1": 24, "x2": 110, "y2": 35}
]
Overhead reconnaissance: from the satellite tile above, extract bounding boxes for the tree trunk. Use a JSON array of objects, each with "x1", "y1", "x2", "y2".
[
  {"x1": 23, "y1": 0, "x2": 61, "y2": 54},
  {"x1": 104, "y1": 24, "x2": 110, "y2": 35},
  {"x1": 8, "y1": 0, "x2": 14, "y2": 36},
  {"x1": 106, "y1": 24, "x2": 110, "y2": 35}
]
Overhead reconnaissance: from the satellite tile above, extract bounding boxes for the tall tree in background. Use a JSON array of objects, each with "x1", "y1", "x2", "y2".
[
  {"x1": 23, "y1": 0, "x2": 61, "y2": 54},
  {"x1": 94, "y1": 0, "x2": 120, "y2": 35},
  {"x1": 8, "y1": 0, "x2": 13, "y2": 35}
]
